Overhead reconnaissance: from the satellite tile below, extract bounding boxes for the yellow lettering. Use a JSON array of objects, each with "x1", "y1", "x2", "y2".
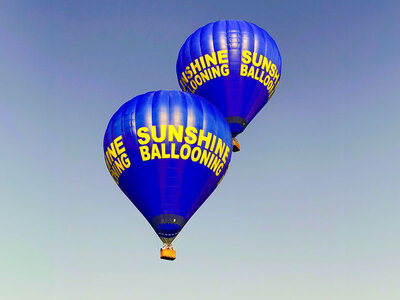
[
  {"x1": 273, "y1": 70, "x2": 280, "y2": 83},
  {"x1": 199, "y1": 56, "x2": 206, "y2": 69},
  {"x1": 107, "y1": 143, "x2": 118, "y2": 160},
  {"x1": 112, "y1": 164, "x2": 121, "y2": 176},
  {"x1": 139, "y1": 146, "x2": 150, "y2": 161},
  {"x1": 190, "y1": 59, "x2": 202, "y2": 74},
  {"x1": 222, "y1": 145, "x2": 230, "y2": 164},
  {"x1": 113, "y1": 136, "x2": 125, "y2": 155},
  {"x1": 120, "y1": 153, "x2": 131, "y2": 168},
  {"x1": 258, "y1": 70, "x2": 265, "y2": 83},
  {"x1": 215, "y1": 163, "x2": 224, "y2": 176},
  {"x1": 184, "y1": 127, "x2": 198, "y2": 144},
  {"x1": 151, "y1": 125, "x2": 166, "y2": 143},
  {"x1": 247, "y1": 66, "x2": 255, "y2": 78},
  {"x1": 104, "y1": 154, "x2": 111, "y2": 170},
  {"x1": 180, "y1": 144, "x2": 191, "y2": 160},
  {"x1": 254, "y1": 68, "x2": 260, "y2": 80},
  {"x1": 200, "y1": 70, "x2": 210, "y2": 82},
  {"x1": 217, "y1": 50, "x2": 228, "y2": 64},
  {"x1": 261, "y1": 57, "x2": 271, "y2": 72},
  {"x1": 185, "y1": 66, "x2": 193, "y2": 79},
  {"x1": 194, "y1": 74, "x2": 203, "y2": 86},
  {"x1": 207, "y1": 68, "x2": 213, "y2": 79},
  {"x1": 211, "y1": 65, "x2": 221, "y2": 78},
  {"x1": 207, "y1": 153, "x2": 215, "y2": 168},
  {"x1": 210, "y1": 135, "x2": 217, "y2": 151},
  {"x1": 190, "y1": 80, "x2": 197, "y2": 90},
  {"x1": 211, "y1": 157, "x2": 221, "y2": 172},
  {"x1": 214, "y1": 138, "x2": 225, "y2": 158},
  {"x1": 179, "y1": 80, "x2": 187, "y2": 91},
  {"x1": 240, "y1": 64, "x2": 248, "y2": 76},
  {"x1": 241, "y1": 50, "x2": 252, "y2": 64},
  {"x1": 204, "y1": 52, "x2": 218, "y2": 67},
  {"x1": 252, "y1": 52, "x2": 262, "y2": 67},
  {"x1": 200, "y1": 149, "x2": 212, "y2": 165},
  {"x1": 151, "y1": 144, "x2": 161, "y2": 159},
  {"x1": 269, "y1": 63, "x2": 276, "y2": 77},
  {"x1": 197, "y1": 130, "x2": 212, "y2": 149},
  {"x1": 221, "y1": 64, "x2": 229, "y2": 76},
  {"x1": 180, "y1": 72, "x2": 188, "y2": 84},
  {"x1": 168, "y1": 125, "x2": 183, "y2": 142},
  {"x1": 114, "y1": 157, "x2": 125, "y2": 173},
  {"x1": 171, "y1": 143, "x2": 179, "y2": 159},
  {"x1": 137, "y1": 127, "x2": 150, "y2": 145},
  {"x1": 191, "y1": 147, "x2": 202, "y2": 162},
  {"x1": 263, "y1": 75, "x2": 271, "y2": 86},
  {"x1": 161, "y1": 143, "x2": 170, "y2": 158}
]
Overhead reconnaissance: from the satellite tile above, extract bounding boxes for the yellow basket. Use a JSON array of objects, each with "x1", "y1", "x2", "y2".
[
  {"x1": 160, "y1": 248, "x2": 176, "y2": 261},
  {"x1": 233, "y1": 137, "x2": 240, "y2": 152}
]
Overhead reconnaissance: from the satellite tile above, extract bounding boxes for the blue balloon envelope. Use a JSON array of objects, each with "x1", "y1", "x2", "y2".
[
  {"x1": 176, "y1": 20, "x2": 282, "y2": 137},
  {"x1": 104, "y1": 91, "x2": 232, "y2": 244}
]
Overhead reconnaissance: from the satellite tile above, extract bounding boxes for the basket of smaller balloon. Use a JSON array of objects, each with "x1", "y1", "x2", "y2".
[{"x1": 160, "y1": 248, "x2": 176, "y2": 260}]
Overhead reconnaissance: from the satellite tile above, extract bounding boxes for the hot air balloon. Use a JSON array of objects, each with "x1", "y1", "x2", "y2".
[
  {"x1": 104, "y1": 91, "x2": 232, "y2": 260},
  {"x1": 176, "y1": 20, "x2": 282, "y2": 151}
]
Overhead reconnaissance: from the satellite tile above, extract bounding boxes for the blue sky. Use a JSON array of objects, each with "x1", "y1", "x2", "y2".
[{"x1": 1, "y1": 1, "x2": 399, "y2": 299}]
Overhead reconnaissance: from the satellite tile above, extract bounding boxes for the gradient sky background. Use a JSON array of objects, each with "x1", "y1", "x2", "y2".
[{"x1": 1, "y1": 1, "x2": 399, "y2": 299}]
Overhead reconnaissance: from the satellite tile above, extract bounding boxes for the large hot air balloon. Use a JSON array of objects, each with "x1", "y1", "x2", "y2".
[
  {"x1": 176, "y1": 20, "x2": 282, "y2": 151},
  {"x1": 104, "y1": 91, "x2": 232, "y2": 260}
]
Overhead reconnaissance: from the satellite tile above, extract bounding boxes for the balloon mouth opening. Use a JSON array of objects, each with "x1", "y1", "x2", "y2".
[
  {"x1": 226, "y1": 116, "x2": 248, "y2": 137},
  {"x1": 156, "y1": 223, "x2": 182, "y2": 239},
  {"x1": 155, "y1": 227, "x2": 182, "y2": 244},
  {"x1": 150, "y1": 214, "x2": 187, "y2": 243}
]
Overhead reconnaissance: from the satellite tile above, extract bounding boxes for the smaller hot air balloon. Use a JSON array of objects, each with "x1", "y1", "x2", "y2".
[
  {"x1": 104, "y1": 91, "x2": 232, "y2": 260},
  {"x1": 176, "y1": 20, "x2": 282, "y2": 151}
]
